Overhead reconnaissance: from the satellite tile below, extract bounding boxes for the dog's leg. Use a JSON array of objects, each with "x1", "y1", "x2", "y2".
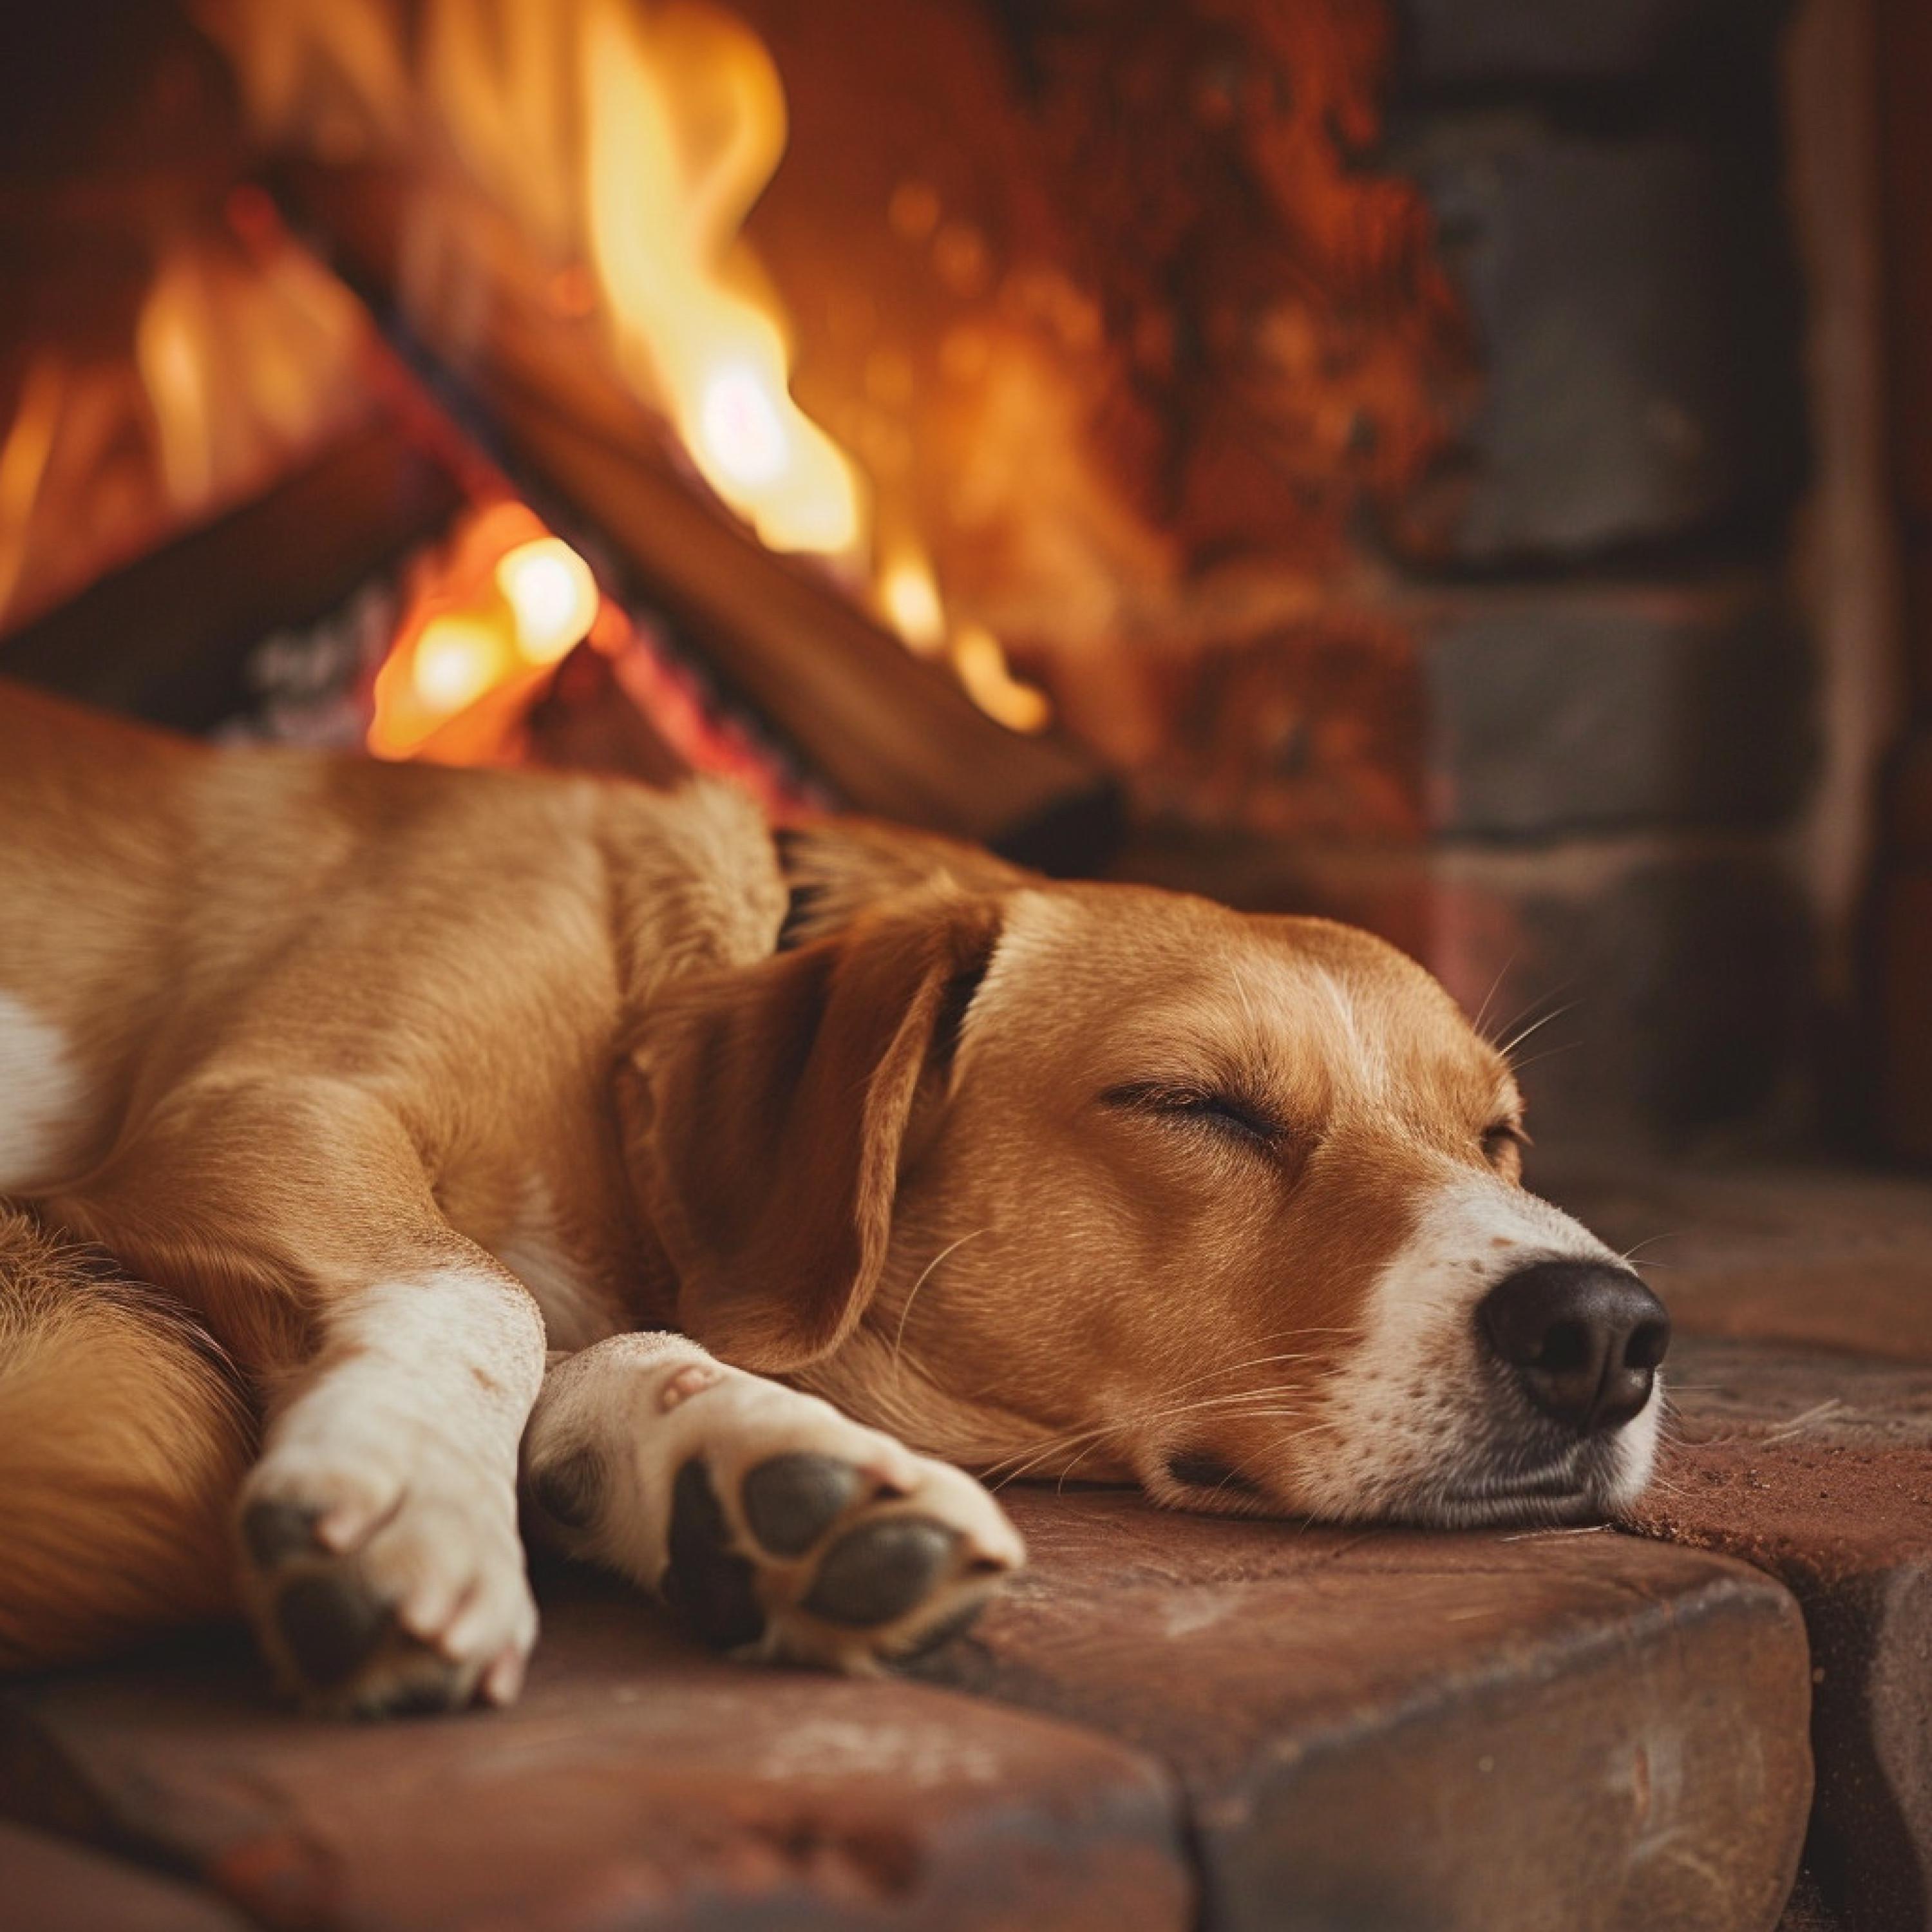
[
  {"x1": 522, "y1": 1334, "x2": 1024, "y2": 1670},
  {"x1": 42, "y1": 1078, "x2": 548, "y2": 1716},
  {"x1": 236, "y1": 1256, "x2": 545, "y2": 1716}
]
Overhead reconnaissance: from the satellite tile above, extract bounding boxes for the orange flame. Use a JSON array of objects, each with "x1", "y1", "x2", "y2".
[
  {"x1": 580, "y1": 1, "x2": 864, "y2": 557},
  {"x1": 0, "y1": 200, "x2": 368, "y2": 633},
  {"x1": 368, "y1": 504, "x2": 602, "y2": 760},
  {"x1": 202, "y1": 0, "x2": 1049, "y2": 743}
]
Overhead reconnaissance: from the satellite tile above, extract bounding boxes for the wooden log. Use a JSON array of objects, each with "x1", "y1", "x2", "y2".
[
  {"x1": 0, "y1": 414, "x2": 462, "y2": 735},
  {"x1": 277, "y1": 164, "x2": 1121, "y2": 873}
]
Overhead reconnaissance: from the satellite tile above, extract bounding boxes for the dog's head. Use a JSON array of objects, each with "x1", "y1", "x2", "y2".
[{"x1": 621, "y1": 824, "x2": 1667, "y2": 1528}]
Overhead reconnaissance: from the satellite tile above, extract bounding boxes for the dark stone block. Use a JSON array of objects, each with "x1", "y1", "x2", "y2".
[
  {"x1": 1396, "y1": 0, "x2": 1788, "y2": 91},
  {"x1": 0, "y1": 1820, "x2": 252, "y2": 1932},
  {"x1": 1418, "y1": 576, "x2": 1815, "y2": 837},
  {"x1": 1112, "y1": 834, "x2": 1815, "y2": 1147},
  {"x1": 1447, "y1": 845, "x2": 1814, "y2": 1137},
  {"x1": 0, "y1": 1583, "x2": 1189, "y2": 1932},
  {"x1": 1632, "y1": 1336, "x2": 1932, "y2": 1932},
  {"x1": 1129, "y1": 576, "x2": 1812, "y2": 846},
  {"x1": 933, "y1": 1495, "x2": 1811, "y2": 1932},
  {"x1": 1385, "y1": 115, "x2": 1806, "y2": 564}
]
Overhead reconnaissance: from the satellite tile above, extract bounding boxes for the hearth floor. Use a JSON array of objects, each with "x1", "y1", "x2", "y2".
[{"x1": 2, "y1": 1162, "x2": 1928, "y2": 1932}]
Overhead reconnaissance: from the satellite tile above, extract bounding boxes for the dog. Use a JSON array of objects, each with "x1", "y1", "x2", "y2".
[{"x1": 0, "y1": 680, "x2": 1669, "y2": 1714}]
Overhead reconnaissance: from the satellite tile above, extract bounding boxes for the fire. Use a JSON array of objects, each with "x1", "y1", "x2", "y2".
[
  {"x1": 0, "y1": 198, "x2": 367, "y2": 632},
  {"x1": 495, "y1": 538, "x2": 601, "y2": 663},
  {"x1": 201, "y1": 0, "x2": 1049, "y2": 743},
  {"x1": 579, "y1": 1, "x2": 864, "y2": 558},
  {"x1": 876, "y1": 536, "x2": 1050, "y2": 732},
  {"x1": 368, "y1": 504, "x2": 602, "y2": 760}
]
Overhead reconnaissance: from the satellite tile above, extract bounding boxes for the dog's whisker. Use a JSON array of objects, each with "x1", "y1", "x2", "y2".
[
  {"x1": 1508, "y1": 1038, "x2": 1585, "y2": 1077},
  {"x1": 1616, "y1": 1230, "x2": 1685, "y2": 1266},
  {"x1": 888, "y1": 1228, "x2": 987, "y2": 1380},
  {"x1": 1492, "y1": 974, "x2": 1579, "y2": 1037},
  {"x1": 982, "y1": 1381, "x2": 1335, "y2": 1488},
  {"x1": 1469, "y1": 949, "x2": 1521, "y2": 1045},
  {"x1": 1499, "y1": 1001, "x2": 1579, "y2": 1063}
]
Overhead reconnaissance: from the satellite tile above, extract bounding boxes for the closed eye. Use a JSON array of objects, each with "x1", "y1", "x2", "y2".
[
  {"x1": 1103, "y1": 1081, "x2": 1286, "y2": 1152},
  {"x1": 1482, "y1": 1121, "x2": 1529, "y2": 1171}
]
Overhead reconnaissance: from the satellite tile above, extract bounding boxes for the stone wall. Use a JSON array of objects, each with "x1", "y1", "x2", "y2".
[{"x1": 1121, "y1": 0, "x2": 1822, "y2": 1154}]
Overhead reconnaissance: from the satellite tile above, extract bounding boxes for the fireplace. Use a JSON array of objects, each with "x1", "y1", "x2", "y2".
[{"x1": 0, "y1": 0, "x2": 1900, "y2": 1157}]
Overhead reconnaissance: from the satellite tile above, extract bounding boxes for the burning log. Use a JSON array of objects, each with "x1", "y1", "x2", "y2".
[
  {"x1": 0, "y1": 416, "x2": 460, "y2": 733},
  {"x1": 278, "y1": 164, "x2": 1120, "y2": 873}
]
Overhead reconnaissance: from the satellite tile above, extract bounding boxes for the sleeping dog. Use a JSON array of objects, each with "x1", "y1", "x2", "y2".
[{"x1": 0, "y1": 681, "x2": 1668, "y2": 1714}]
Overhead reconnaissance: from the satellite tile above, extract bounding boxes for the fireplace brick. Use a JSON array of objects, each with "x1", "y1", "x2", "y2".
[
  {"x1": 1128, "y1": 573, "x2": 1814, "y2": 847},
  {"x1": 1416, "y1": 574, "x2": 1815, "y2": 837},
  {"x1": 1385, "y1": 113, "x2": 1805, "y2": 564},
  {"x1": 1396, "y1": 0, "x2": 1788, "y2": 90},
  {"x1": 1115, "y1": 831, "x2": 1813, "y2": 1147}
]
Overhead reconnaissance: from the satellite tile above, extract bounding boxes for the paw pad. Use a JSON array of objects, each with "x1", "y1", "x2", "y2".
[
  {"x1": 741, "y1": 1452, "x2": 863, "y2": 1557},
  {"x1": 663, "y1": 1459, "x2": 766, "y2": 1650},
  {"x1": 802, "y1": 1519, "x2": 958, "y2": 1627},
  {"x1": 242, "y1": 1498, "x2": 325, "y2": 1569},
  {"x1": 659, "y1": 1443, "x2": 1010, "y2": 1670},
  {"x1": 275, "y1": 1572, "x2": 393, "y2": 1689}
]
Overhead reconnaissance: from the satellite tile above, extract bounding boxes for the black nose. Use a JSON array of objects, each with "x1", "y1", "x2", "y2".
[{"x1": 1477, "y1": 1261, "x2": 1670, "y2": 1435}]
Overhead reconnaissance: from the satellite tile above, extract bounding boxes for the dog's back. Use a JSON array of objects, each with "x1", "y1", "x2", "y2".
[{"x1": 0, "y1": 683, "x2": 789, "y2": 1671}]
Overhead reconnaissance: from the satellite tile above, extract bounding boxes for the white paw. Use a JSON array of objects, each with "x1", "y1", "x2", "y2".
[
  {"x1": 238, "y1": 1440, "x2": 536, "y2": 1718},
  {"x1": 526, "y1": 1340, "x2": 1023, "y2": 1671}
]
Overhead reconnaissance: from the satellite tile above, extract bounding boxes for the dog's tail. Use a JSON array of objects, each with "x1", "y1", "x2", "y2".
[{"x1": 0, "y1": 1206, "x2": 252, "y2": 1671}]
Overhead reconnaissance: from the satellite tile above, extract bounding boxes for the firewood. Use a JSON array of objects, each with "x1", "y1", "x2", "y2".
[
  {"x1": 0, "y1": 417, "x2": 461, "y2": 734},
  {"x1": 278, "y1": 164, "x2": 1120, "y2": 872}
]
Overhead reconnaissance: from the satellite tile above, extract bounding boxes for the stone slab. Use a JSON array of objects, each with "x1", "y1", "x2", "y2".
[
  {"x1": 1385, "y1": 113, "x2": 1803, "y2": 564},
  {"x1": 930, "y1": 1493, "x2": 1811, "y2": 1932},
  {"x1": 0, "y1": 1578, "x2": 1189, "y2": 1932},
  {"x1": 1636, "y1": 1338, "x2": 1932, "y2": 1931},
  {"x1": 1542, "y1": 1164, "x2": 1932, "y2": 1362},
  {"x1": 1396, "y1": 0, "x2": 1784, "y2": 91},
  {"x1": 0, "y1": 1819, "x2": 251, "y2": 1932},
  {"x1": 1417, "y1": 577, "x2": 1814, "y2": 838},
  {"x1": 1115, "y1": 831, "x2": 1814, "y2": 1148}
]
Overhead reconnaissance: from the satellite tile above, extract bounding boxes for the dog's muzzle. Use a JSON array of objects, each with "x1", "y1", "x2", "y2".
[{"x1": 1476, "y1": 1260, "x2": 1671, "y2": 1435}]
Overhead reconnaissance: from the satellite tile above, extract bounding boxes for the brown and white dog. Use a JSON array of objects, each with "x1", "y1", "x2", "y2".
[{"x1": 0, "y1": 681, "x2": 1669, "y2": 1714}]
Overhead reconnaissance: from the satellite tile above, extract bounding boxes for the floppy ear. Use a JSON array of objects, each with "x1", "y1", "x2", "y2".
[
  {"x1": 775, "y1": 820, "x2": 1033, "y2": 947},
  {"x1": 621, "y1": 895, "x2": 1004, "y2": 1372}
]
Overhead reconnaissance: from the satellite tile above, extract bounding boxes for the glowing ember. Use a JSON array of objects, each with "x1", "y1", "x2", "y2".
[{"x1": 411, "y1": 615, "x2": 506, "y2": 712}]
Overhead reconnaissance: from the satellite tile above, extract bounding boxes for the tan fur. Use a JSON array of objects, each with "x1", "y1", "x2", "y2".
[
  {"x1": 0, "y1": 679, "x2": 1649, "y2": 1689},
  {"x1": 0, "y1": 1209, "x2": 252, "y2": 1667}
]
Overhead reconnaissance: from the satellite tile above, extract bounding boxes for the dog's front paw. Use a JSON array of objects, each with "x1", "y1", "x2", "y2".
[
  {"x1": 237, "y1": 1447, "x2": 536, "y2": 1718},
  {"x1": 526, "y1": 1344, "x2": 1023, "y2": 1672}
]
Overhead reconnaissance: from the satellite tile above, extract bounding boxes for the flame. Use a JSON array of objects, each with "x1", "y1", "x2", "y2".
[
  {"x1": 579, "y1": 2, "x2": 864, "y2": 557},
  {"x1": 369, "y1": 504, "x2": 603, "y2": 759},
  {"x1": 877, "y1": 539, "x2": 947, "y2": 656},
  {"x1": 878, "y1": 536, "x2": 1050, "y2": 730},
  {"x1": 0, "y1": 199, "x2": 368, "y2": 633},
  {"x1": 0, "y1": 361, "x2": 66, "y2": 620},
  {"x1": 495, "y1": 537, "x2": 600, "y2": 664},
  {"x1": 203, "y1": 0, "x2": 1049, "y2": 740}
]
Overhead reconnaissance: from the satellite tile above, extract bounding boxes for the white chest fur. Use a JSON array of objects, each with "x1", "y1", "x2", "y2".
[
  {"x1": 492, "y1": 1177, "x2": 627, "y2": 1353},
  {"x1": 0, "y1": 990, "x2": 91, "y2": 1193}
]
